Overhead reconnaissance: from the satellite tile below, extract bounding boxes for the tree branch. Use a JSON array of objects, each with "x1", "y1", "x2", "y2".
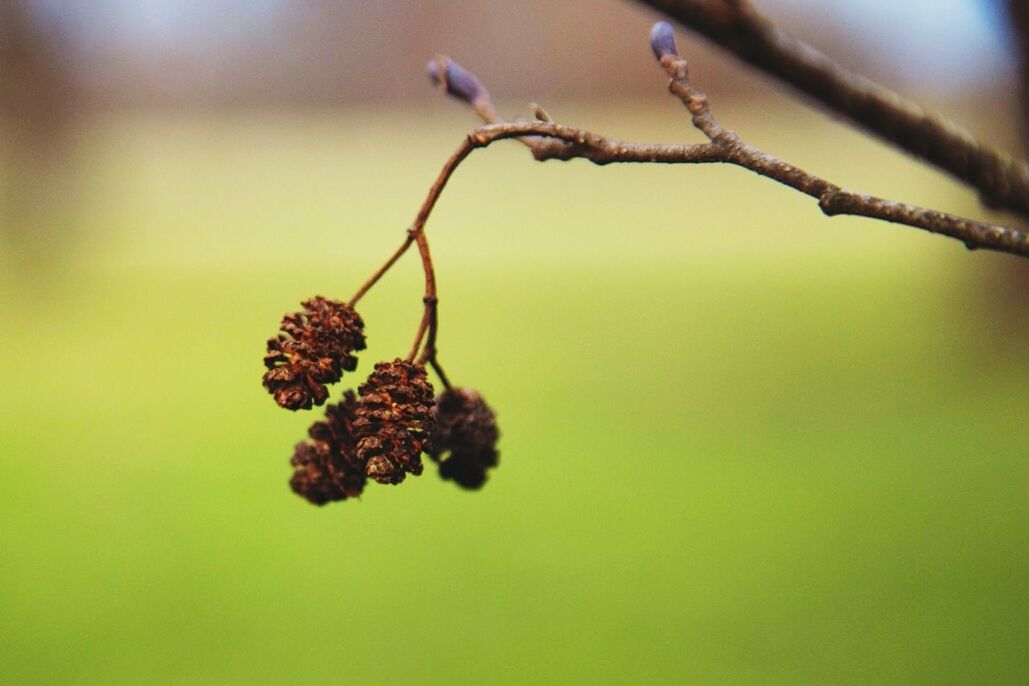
[
  {"x1": 630, "y1": 0, "x2": 1029, "y2": 217},
  {"x1": 424, "y1": 24, "x2": 1028, "y2": 258}
]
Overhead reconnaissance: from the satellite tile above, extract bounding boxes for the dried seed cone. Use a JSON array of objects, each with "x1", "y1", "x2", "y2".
[
  {"x1": 289, "y1": 390, "x2": 366, "y2": 505},
  {"x1": 354, "y1": 360, "x2": 435, "y2": 485},
  {"x1": 263, "y1": 296, "x2": 366, "y2": 411},
  {"x1": 428, "y1": 388, "x2": 500, "y2": 490}
]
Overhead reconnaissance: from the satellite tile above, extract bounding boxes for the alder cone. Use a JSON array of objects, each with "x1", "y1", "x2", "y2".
[
  {"x1": 289, "y1": 443, "x2": 343, "y2": 505},
  {"x1": 428, "y1": 388, "x2": 500, "y2": 490},
  {"x1": 289, "y1": 391, "x2": 366, "y2": 505},
  {"x1": 354, "y1": 360, "x2": 435, "y2": 485},
  {"x1": 263, "y1": 296, "x2": 366, "y2": 411}
]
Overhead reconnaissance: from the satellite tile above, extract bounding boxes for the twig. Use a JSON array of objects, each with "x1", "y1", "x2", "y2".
[
  {"x1": 406, "y1": 231, "x2": 437, "y2": 363},
  {"x1": 423, "y1": 25, "x2": 1028, "y2": 257},
  {"x1": 352, "y1": 20, "x2": 1027, "y2": 387},
  {"x1": 349, "y1": 233, "x2": 413, "y2": 306},
  {"x1": 631, "y1": 0, "x2": 1029, "y2": 217},
  {"x1": 426, "y1": 352, "x2": 451, "y2": 389}
]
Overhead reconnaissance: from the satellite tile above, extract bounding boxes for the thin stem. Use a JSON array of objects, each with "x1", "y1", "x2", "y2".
[
  {"x1": 655, "y1": 50, "x2": 1029, "y2": 255},
  {"x1": 428, "y1": 355, "x2": 452, "y2": 390},
  {"x1": 406, "y1": 304, "x2": 432, "y2": 363},
  {"x1": 397, "y1": 139, "x2": 485, "y2": 367},
  {"x1": 349, "y1": 233, "x2": 414, "y2": 306},
  {"x1": 351, "y1": 138, "x2": 475, "y2": 367},
  {"x1": 458, "y1": 119, "x2": 1027, "y2": 257},
  {"x1": 425, "y1": 50, "x2": 1028, "y2": 258},
  {"x1": 406, "y1": 230, "x2": 438, "y2": 363},
  {"x1": 416, "y1": 299, "x2": 439, "y2": 366},
  {"x1": 632, "y1": 0, "x2": 1029, "y2": 217},
  {"x1": 351, "y1": 139, "x2": 474, "y2": 312},
  {"x1": 412, "y1": 140, "x2": 476, "y2": 229}
]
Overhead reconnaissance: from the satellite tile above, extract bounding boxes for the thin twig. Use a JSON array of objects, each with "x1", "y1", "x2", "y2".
[
  {"x1": 427, "y1": 354, "x2": 452, "y2": 390},
  {"x1": 424, "y1": 31, "x2": 1028, "y2": 257},
  {"x1": 350, "y1": 137, "x2": 473, "y2": 367},
  {"x1": 349, "y1": 233, "x2": 413, "y2": 306},
  {"x1": 406, "y1": 303, "x2": 432, "y2": 363},
  {"x1": 406, "y1": 230, "x2": 438, "y2": 362},
  {"x1": 653, "y1": 45, "x2": 1029, "y2": 255},
  {"x1": 631, "y1": 0, "x2": 1029, "y2": 217},
  {"x1": 459, "y1": 120, "x2": 1027, "y2": 256},
  {"x1": 361, "y1": 20, "x2": 1029, "y2": 381},
  {"x1": 402, "y1": 144, "x2": 472, "y2": 368}
]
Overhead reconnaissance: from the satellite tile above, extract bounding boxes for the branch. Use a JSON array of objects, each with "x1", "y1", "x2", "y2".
[
  {"x1": 425, "y1": 25, "x2": 1028, "y2": 258},
  {"x1": 630, "y1": 0, "x2": 1029, "y2": 217}
]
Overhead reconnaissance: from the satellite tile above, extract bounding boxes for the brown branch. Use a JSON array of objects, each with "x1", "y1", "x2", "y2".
[
  {"x1": 631, "y1": 0, "x2": 1029, "y2": 217},
  {"x1": 349, "y1": 128, "x2": 473, "y2": 378},
  {"x1": 348, "y1": 126, "x2": 470, "y2": 377},
  {"x1": 425, "y1": 29, "x2": 1029, "y2": 258},
  {"x1": 402, "y1": 143, "x2": 472, "y2": 371},
  {"x1": 359, "y1": 20, "x2": 1029, "y2": 381},
  {"x1": 427, "y1": 354, "x2": 451, "y2": 389},
  {"x1": 406, "y1": 231, "x2": 437, "y2": 363},
  {"x1": 349, "y1": 233, "x2": 413, "y2": 306}
]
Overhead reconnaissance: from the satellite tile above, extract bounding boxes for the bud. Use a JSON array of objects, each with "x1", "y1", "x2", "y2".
[
  {"x1": 426, "y1": 55, "x2": 488, "y2": 105},
  {"x1": 649, "y1": 21, "x2": 679, "y2": 60}
]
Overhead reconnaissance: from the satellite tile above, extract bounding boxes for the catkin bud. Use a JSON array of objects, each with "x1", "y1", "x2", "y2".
[
  {"x1": 426, "y1": 56, "x2": 488, "y2": 105},
  {"x1": 649, "y1": 21, "x2": 679, "y2": 60}
]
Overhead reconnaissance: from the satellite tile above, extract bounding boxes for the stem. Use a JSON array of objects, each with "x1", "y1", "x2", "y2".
[
  {"x1": 631, "y1": 0, "x2": 1029, "y2": 217},
  {"x1": 441, "y1": 102, "x2": 1028, "y2": 258},
  {"x1": 426, "y1": 43, "x2": 1027, "y2": 257},
  {"x1": 349, "y1": 233, "x2": 414, "y2": 306},
  {"x1": 406, "y1": 230, "x2": 438, "y2": 363},
  {"x1": 412, "y1": 140, "x2": 476, "y2": 229},
  {"x1": 396, "y1": 141, "x2": 479, "y2": 366},
  {"x1": 351, "y1": 139, "x2": 477, "y2": 367},
  {"x1": 406, "y1": 304, "x2": 432, "y2": 363},
  {"x1": 428, "y1": 355, "x2": 452, "y2": 390},
  {"x1": 416, "y1": 300, "x2": 439, "y2": 366},
  {"x1": 351, "y1": 136, "x2": 474, "y2": 310}
]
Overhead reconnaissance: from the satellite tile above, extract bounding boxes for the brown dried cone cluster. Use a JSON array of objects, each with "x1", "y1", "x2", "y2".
[
  {"x1": 280, "y1": 363, "x2": 502, "y2": 506},
  {"x1": 264, "y1": 297, "x2": 501, "y2": 505},
  {"x1": 263, "y1": 296, "x2": 366, "y2": 410},
  {"x1": 289, "y1": 391, "x2": 367, "y2": 505},
  {"x1": 354, "y1": 360, "x2": 436, "y2": 485},
  {"x1": 428, "y1": 388, "x2": 500, "y2": 489}
]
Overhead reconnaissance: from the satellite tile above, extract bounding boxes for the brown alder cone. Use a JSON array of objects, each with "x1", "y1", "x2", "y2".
[
  {"x1": 263, "y1": 296, "x2": 366, "y2": 411},
  {"x1": 354, "y1": 360, "x2": 435, "y2": 485},
  {"x1": 289, "y1": 443, "x2": 343, "y2": 505},
  {"x1": 289, "y1": 391, "x2": 366, "y2": 505},
  {"x1": 428, "y1": 388, "x2": 500, "y2": 490}
]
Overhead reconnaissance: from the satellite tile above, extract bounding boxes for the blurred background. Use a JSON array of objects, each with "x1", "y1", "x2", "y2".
[{"x1": 1, "y1": 0, "x2": 1027, "y2": 683}]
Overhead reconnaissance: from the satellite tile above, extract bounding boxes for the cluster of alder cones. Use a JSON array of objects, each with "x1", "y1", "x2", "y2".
[{"x1": 262, "y1": 296, "x2": 500, "y2": 506}]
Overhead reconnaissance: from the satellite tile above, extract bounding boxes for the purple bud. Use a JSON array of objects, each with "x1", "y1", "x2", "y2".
[
  {"x1": 425, "y1": 56, "x2": 487, "y2": 104},
  {"x1": 649, "y1": 21, "x2": 678, "y2": 59}
]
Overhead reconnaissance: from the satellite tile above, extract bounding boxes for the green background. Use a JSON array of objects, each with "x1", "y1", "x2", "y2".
[{"x1": 2, "y1": 107, "x2": 1027, "y2": 683}]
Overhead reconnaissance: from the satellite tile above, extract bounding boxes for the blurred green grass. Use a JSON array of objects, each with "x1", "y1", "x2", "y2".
[{"x1": 1, "y1": 108, "x2": 1027, "y2": 684}]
